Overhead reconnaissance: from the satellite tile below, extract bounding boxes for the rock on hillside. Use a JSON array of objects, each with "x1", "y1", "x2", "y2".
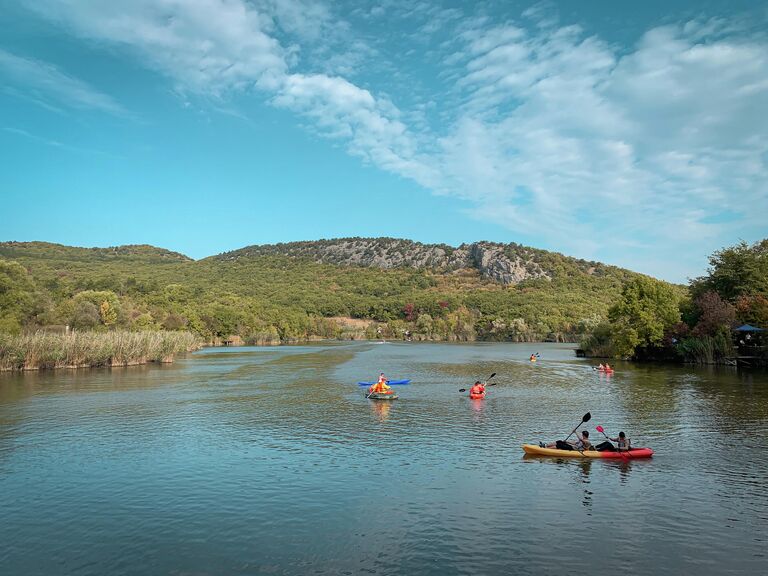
[{"x1": 212, "y1": 238, "x2": 587, "y2": 285}]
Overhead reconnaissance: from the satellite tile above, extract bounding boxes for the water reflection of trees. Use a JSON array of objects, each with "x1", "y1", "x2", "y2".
[{"x1": 615, "y1": 363, "x2": 768, "y2": 441}]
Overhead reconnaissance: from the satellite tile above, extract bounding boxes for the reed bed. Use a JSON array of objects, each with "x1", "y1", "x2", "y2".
[{"x1": 0, "y1": 331, "x2": 202, "y2": 371}]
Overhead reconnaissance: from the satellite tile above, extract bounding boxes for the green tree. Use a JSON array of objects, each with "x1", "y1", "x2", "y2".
[
  {"x1": 735, "y1": 295, "x2": 768, "y2": 327},
  {"x1": 71, "y1": 300, "x2": 101, "y2": 329},
  {"x1": 608, "y1": 277, "x2": 681, "y2": 357},
  {"x1": 692, "y1": 239, "x2": 768, "y2": 302}
]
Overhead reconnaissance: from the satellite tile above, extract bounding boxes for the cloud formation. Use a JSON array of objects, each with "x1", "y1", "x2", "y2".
[
  {"x1": 0, "y1": 49, "x2": 125, "y2": 114},
  {"x1": 14, "y1": 1, "x2": 768, "y2": 278}
]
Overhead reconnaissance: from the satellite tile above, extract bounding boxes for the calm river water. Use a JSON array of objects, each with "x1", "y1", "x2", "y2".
[{"x1": 1, "y1": 342, "x2": 767, "y2": 575}]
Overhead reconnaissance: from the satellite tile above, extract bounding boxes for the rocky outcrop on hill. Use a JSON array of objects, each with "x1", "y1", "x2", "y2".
[
  {"x1": 214, "y1": 238, "x2": 564, "y2": 285},
  {"x1": 467, "y1": 242, "x2": 549, "y2": 284}
]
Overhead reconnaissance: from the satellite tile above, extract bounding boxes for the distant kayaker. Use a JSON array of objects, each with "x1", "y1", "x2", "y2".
[
  {"x1": 597, "y1": 363, "x2": 605, "y2": 370},
  {"x1": 609, "y1": 431, "x2": 631, "y2": 451},
  {"x1": 368, "y1": 373, "x2": 392, "y2": 395},
  {"x1": 469, "y1": 380, "x2": 486, "y2": 398},
  {"x1": 604, "y1": 363, "x2": 611, "y2": 371}
]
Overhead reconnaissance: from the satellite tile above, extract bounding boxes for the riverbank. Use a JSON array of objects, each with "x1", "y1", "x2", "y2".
[{"x1": 0, "y1": 331, "x2": 202, "y2": 371}]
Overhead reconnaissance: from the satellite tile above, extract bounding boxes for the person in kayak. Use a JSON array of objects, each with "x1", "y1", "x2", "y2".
[
  {"x1": 469, "y1": 380, "x2": 486, "y2": 398},
  {"x1": 609, "y1": 431, "x2": 631, "y2": 451},
  {"x1": 368, "y1": 373, "x2": 392, "y2": 395},
  {"x1": 543, "y1": 430, "x2": 593, "y2": 451}
]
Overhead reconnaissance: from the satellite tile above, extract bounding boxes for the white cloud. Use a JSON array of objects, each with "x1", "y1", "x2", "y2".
[
  {"x1": 0, "y1": 49, "x2": 125, "y2": 114},
  {"x1": 30, "y1": 0, "x2": 287, "y2": 95},
  {"x1": 24, "y1": 0, "x2": 437, "y2": 186},
  {"x1": 430, "y1": 15, "x2": 768, "y2": 275}
]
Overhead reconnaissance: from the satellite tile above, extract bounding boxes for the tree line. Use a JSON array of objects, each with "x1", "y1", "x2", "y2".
[{"x1": 580, "y1": 239, "x2": 768, "y2": 363}]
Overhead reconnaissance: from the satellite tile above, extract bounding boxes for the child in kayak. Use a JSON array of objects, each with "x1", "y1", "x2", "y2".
[{"x1": 469, "y1": 381, "x2": 486, "y2": 398}]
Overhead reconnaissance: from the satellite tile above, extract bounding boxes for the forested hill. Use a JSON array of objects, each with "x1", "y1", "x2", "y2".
[
  {"x1": 0, "y1": 238, "x2": 652, "y2": 343},
  {"x1": 211, "y1": 238, "x2": 631, "y2": 285},
  {"x1": 0, "y1": 242, "x2": 191, "y2": 263}
]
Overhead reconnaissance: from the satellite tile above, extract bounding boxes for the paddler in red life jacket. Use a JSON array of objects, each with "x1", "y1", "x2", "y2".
[
  {"x1": 469, "y1": 380, "x2": 485, "y2": 398},
  {"x1": 368, "y1": 373, "x2": 392, "y2": 395}
]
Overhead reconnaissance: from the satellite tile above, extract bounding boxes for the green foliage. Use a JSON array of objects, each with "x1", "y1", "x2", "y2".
[
  {"x1": 582, "y1": 237, "x2": 767, "y2": 363},
  {"x1": 692, "y1": 239, "x2": 768, "y2": 302},
  {"x1": 676, "y1": 329, "x2": 735, "y2": 364},
  {"x1": 0, "y1": 240, "x2": 646, "y2": 343},
  {"x1": 736, "y1": 295, "x2": 768, "y2": 327},
  {"x1": 579, "y1": 322, "x2": 615, "y2": 358},
  {"x1": 607, "y1": 277, "x2": 682, "y2": 357},
  {"x1": 0, "y1": 258, "x2": 42, "y2": 333},
  {"x1": 71, "y1": 290, "x2": 121, "y2": 329}
]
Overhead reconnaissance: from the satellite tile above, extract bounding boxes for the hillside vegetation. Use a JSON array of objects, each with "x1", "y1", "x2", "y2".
[{"x1": 0, "y1": 238, "x2": 651, "y2": 344}]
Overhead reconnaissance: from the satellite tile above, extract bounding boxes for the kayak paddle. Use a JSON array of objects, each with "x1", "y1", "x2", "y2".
[
  {"x1": 595, "y1": 425, "x2": 611, "y2": 440},
  {"x1": 459, "y1": 372, "x2": 496, "y2": 392},
  {"x1": 564, "y1": 412, "x2": 591, "y2": 442},
  {"x1": 459, "y1": 382, "x2": 497, "y2": 393},
  {"x1": 358, "y1": 379, "x2": 411, "y2": 386}
]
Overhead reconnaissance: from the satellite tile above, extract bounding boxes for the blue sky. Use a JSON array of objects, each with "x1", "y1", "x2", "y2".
[{"x1": 1, "y1": 0, "x2": 766, "y2": 282}]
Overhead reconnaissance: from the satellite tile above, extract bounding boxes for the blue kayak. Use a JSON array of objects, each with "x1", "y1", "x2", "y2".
[{"x1": 357, "y1": 379, "x2": 411, "y2": 386}]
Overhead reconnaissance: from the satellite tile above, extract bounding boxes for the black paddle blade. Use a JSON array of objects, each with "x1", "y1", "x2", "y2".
[
  {"x1": 582, "y1": 412, "x2": 592, "y2": 423},
  {"x1": 458, "y1": 388, "x2": 467, "y2": 393},
  {"x1": 488, "y1": 372, "x2": 497, "y2": 379}
]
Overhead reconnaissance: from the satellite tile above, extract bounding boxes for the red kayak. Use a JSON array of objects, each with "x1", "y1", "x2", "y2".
[{"x1": 469, "y1": 392, "x2": 486, "y2": 400}]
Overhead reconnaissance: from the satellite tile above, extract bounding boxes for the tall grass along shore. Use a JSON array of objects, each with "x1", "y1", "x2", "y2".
[{"x1": 0, "y1": 331, "x2": 202, "y2": 371}]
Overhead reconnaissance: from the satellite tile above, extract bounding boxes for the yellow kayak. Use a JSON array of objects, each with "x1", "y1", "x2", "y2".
[{"x1": 522, "y1": 444, "x2": 653, "y2": 459}]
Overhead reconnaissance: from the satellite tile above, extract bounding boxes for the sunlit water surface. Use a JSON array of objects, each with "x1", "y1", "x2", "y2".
[{"x1": 1, "y1": 342, "x2": 767, "y2": 575}]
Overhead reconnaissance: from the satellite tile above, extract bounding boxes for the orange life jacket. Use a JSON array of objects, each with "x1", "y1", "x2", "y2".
[{"x1": 370, "y1": 381, "x2": 391, "y2": 394}]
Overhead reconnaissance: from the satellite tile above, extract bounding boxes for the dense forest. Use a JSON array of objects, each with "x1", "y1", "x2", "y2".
[
  {"x1": 0, "y1": 238, "x2": 650, "y2": 344},
  {"x1": 581, "y1": 239, "x2": 768, "y2": 363}
]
